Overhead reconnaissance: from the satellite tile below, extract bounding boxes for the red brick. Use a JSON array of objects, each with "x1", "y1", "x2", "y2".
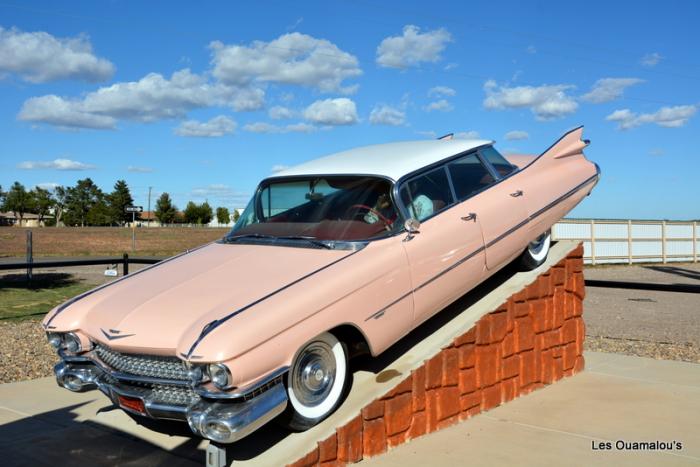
[
  {"x1": 506, "y1": 299, "x2": 516, "y2": 331},
  {"x1": 531, "y1": 299, "x2": 547, "y2": 334},
  {"x1": 362, "y1": 418, "x2": 387, "y2": 458},
  {"x1": 573, "y1": 296, "x2": 583, "y2": 317},
  {"x1": 437, "y1": 414, "x2": 459, "y2": 431},
  {"x1": 459, "y1": 343, "x2": 476, "y2": 369},
  {"x1": 412, "y1": 366, "x2": 426, "y2": 412},
  {"x1": 387, "y1": 431, "x2": 409, "y2": 449},
  {"x1": 512, "y1": 289, "x2": 528, "y2": 303},
  {"x1": 318, "y1": 434, "x2": 337, "y2": 463},
  {"x1": 475, "y1": 345, "x2": 500, "y2": 387},
  {"x1": 551, "y1": 345, "x2": 564, "y2": 358},
  {"x1": 573, "y1": 272, "x2": 585, "y2": 299},
  {"x1": 574, "y1": 355, "x2": 585, "y2": 373},
  {"x1": 502, "y1": 355, "x2": 520, "y2": 379},
  {"x1": 475, "y1": 317, "x2": 491, "y2": 345},
  {"x1": 454, "y1": 327, "x2": 476, "y2": 346},
  {"x1": 362, "y1": 399, "x2": 384, "y2": 421},
  {"x1": 571, "y1": 243, "x2": 584, "y2": 260},
  {"x1": 514, "y1": 301, "x2": 530, "y2": 318},
  {"x1": 459, "y1": 390, "x2": 481, "y2": 411},
  {"x1": 501, "y1": 332, "x2": 516, "y2": 357},
  {"x1": 426, "y1": 353, "x2": 443, "y2": 389},
  {"x1": 543, "y1": 328, "x2": 562, "y2": 349},
  {"x1": 526, "y1": 278, "x2": 540, "y2": 301},
  {"x1": 385, "y1": 375, "x2": 413, "y2": 398},
  {"x1": 425, "y1": 389, "x2": 439, "y2": 433},
  {"x1": 501, "y1": 377, "x2": 518, "y2": 402},
  {"x1": 337, "y1": 416, "x2": 363, "y2": 463},
  {"x1": 565, "y1": 272, "x2": 576, "y2": 293},
  {"x1": 515, "y1": 316, "x2": 535, "y2": 352},
  {"x1": 384, "y1": 393, "x2": 412, "y2": 436},
  {"x1": 407, "y1": 410, "x2": 427, "y2": 440},
  {"x1": 442, "y1": 346, "x2": 459, "y2": 386},
  {"x1": 552, "y1": 287, "x2": 566, "y2": 328},
  {"x1": 458, "y1": 367, "x2": 478, "y2": 394},
  {"x1": 519, "y1": 350, "x2": 537, "y2": 387},
  {"x1": 552, "y1": 357, "x2": 564, "y2": 381},
  {"x1": 540, "y1": 349, "x2": 554, "y2": 384},
  {"x1": 552, "y1": 266, "x2": 566, "y2": 286},
  {"x1": 562, "y1": 319, "x2": 577, "y2": 343},
  {"x1": 542, "y1": 273, "x2": 554, "y2": 297},
  {"x1": 288, "y1": 447, "x2": 319, "y2": 467},
  {"x1": 563, "y1": 342, "x2": 577, "y2": 371},
  {"x1": 460, "y1": 405, "x2": 481, "y2": 421},
  {"x1": 564, "y1": 292, "x2": 576, "y2": 320},
  {"x1": 490, "y1": 311, "x2": 508, "y2": 343},
  {"x1": 481, "y1": 384, "x2": 502, "y2": 410},
  {"x1": 436, "y1": 386, "x2": 460, "y2": 421}
]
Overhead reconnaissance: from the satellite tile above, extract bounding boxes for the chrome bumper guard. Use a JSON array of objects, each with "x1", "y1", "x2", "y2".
[{"x1": 54, "y1": 360, "x2": 288, "y2": 443}]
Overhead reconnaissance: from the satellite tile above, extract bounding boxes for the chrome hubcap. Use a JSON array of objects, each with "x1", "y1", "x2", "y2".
[
  {"x1": 529, "y1": 232, "x2": 548, "y2": 255},
  {"x1": 291, "y1": 342, "x2": 336, "y2": 407}
]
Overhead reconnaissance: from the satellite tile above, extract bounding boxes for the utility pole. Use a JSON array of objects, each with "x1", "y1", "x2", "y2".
[{"x1": 147, "y1": 186, "x2": 153, "y2": 226}]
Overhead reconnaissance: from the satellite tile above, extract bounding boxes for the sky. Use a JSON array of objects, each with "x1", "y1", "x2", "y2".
[{"x1": 0, "y1": 0, "x2": 698, "y2": 219}]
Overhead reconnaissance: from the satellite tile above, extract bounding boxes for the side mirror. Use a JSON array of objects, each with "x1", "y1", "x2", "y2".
[{"x1": 404, "y1": 218, "x2": 420, "y2": 241}]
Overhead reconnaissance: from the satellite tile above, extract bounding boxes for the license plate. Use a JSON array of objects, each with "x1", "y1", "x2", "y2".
[{"x1": 117, "y1": 395, "x2": 146, "y2": 415}]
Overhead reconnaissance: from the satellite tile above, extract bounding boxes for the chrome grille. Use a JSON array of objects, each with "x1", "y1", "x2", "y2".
[
  {"x1": 95, "y1": 344, "x2": 189, "y2": 381},
  {"x1": 152, "y1": 384, "x2": 200, "y2": 405}
]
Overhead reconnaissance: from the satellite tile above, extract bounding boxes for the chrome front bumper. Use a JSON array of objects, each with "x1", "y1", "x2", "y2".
[{"x1": 54, "y1": 360, "x2": 288, "y2": 443}]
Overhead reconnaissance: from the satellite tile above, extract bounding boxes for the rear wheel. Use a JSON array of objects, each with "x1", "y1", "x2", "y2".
[
  {"x1": 519, "y1": 230, "x2": 551, "y2": 270},
  {"x1": 279, "y1": 332, "x2": 349, "y2": 431}
]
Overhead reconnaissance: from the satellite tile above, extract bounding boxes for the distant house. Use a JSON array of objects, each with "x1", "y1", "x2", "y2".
[{"x1": 0, "y1": 212, "x2": 53, "y2": 227}]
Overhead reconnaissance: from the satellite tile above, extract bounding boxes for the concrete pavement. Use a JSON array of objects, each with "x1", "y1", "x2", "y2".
[{"x1": 1, "y1": 351, "x2": 698, "y2": 466}]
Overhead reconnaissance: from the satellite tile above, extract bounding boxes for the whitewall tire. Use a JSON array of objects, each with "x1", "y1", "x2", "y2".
[{"x1": 520, "y1": 230, "x2": 551, "y2": 270}]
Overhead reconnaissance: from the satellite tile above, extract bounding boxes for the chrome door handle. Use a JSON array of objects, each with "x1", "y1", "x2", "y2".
[
  {"x1": 461, "y1": 213, "x2": 477, "y2": 222},
  {"x1": 510, "y1": 190, "x2": 524, "y2": 197}
]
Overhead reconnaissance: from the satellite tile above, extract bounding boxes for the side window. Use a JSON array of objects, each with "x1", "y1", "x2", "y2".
[
  {"x1": 446, "y1": 153, "x2": 495, "y2": 200},
  {"x1": 480, "y1": 146, "x2": 517, "y2": 178},
  {"x1": 400, "y1": 167, "x2": 454, "y2": 221}
]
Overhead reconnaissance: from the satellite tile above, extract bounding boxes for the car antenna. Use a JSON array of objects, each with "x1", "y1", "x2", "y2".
[{"x1": 437, "y1": 133, "x2": 454, "y2": 140}]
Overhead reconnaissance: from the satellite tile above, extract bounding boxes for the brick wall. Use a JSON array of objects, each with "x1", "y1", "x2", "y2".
[{"x1": 288, "y1": 244, "x2": 586, "y2": 467}]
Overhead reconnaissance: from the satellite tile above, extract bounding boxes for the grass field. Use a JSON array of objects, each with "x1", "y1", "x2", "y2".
[
  {"x1": 0, "y1": 273, "x2": 96, "y2": 321},
  {"x1": 0, "y1": 226, "x2": 229, "y2": 258}
]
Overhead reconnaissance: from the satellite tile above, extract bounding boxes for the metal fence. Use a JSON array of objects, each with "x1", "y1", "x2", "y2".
[{"x1": 553, "y1": 219, "x2": 699, "y2": 265}]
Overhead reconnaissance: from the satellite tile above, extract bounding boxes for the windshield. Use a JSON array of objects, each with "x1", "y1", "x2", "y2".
[{"x1": 227, "y1": 176, "x2": 401, "y2": 243}]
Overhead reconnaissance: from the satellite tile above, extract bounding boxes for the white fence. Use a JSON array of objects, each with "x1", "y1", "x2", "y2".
[{"x1": 552, "y1": 219, "x2": 699, "y2": 265}]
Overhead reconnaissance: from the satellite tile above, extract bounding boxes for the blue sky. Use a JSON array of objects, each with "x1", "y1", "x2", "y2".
[{"x1": 1, "y1": 0, "x2": 698, "y2": 219}]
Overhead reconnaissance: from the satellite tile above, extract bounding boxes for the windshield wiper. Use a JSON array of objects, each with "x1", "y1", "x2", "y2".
[{"x1": 223, "y1": 233, "x2": 333, "y2": 249}]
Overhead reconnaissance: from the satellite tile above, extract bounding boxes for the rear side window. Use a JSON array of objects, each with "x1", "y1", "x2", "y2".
[
  {"x1": 400, "y1": 167, "x2": 454, "y2": 221},
  {"x1": 480, "y1": 146, "x2": 517, "y2": 177},
  {"x1": 447, "y1": 153, "x2": 495, "y2": 200}
]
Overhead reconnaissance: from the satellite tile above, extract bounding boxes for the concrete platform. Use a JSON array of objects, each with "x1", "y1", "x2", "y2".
[{"x1": 1, "y1": 352, "x2": 698, "y2": 466}]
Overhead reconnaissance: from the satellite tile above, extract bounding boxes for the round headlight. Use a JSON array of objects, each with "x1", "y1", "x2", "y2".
[
  {"x1": 207, "y1": 363, "x2": 231, "y2": 389},
  {"x1": 63, "y1": 333, "x2": 82, "y2": 353},
  {"x1": 47, "y1": 333, "x2": 62, "y2": 349},
  {"x1": 188, "y1": 365, "x2": 205, "y2": 384}
]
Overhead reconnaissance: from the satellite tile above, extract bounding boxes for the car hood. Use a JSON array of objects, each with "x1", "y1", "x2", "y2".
[{"x1": 48, "y1": 242, "x2": 352, "y2": 356}]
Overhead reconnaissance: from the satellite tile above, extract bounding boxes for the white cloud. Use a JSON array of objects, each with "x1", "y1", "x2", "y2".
[
  {"x1": 505, "y1": 130, "x2": 529, "y2": 140},
  {"x1": 0, "y1": 26, "x2": 114, "y2": 83},
  {"x1": 581, "y1": 78, "x2": 644, "y2": 103},
  {"x1": 640, "y1": 52, "x2": 663, "y2": 67},
  {"x1": 526, "y1": 45, "x2": 537, "y2": 54},
  {"x1": 36, "y1": 182, "x2": 60, "y2": 190},
  {"x1": 369, "y1": 104, "x2": 406, "y2": 126},
  {"x1": 269, "y1": 105, "x2": 295, "y2": 120},
  {"x1": 376, "y1": 25, "x2": 452, "y2": 68},
  {"x1": 17, "y1": 158, "x2": 95, "y2": 170},
  {"x1": 443, "y1": 62, "x2": 458, "y2": 71},
  {"x1": 303, "y1": 98, "x2": 358, "y2": 125},
  {"x1": 271, "y1": 164, "x2": 290, "y2": 173},
  {"x1": 127, "y1": 165, "x2": 154, "y2": 173},
  {"x1": 454, "y1": 130, "x2": 480, "y2": 139},
  {"x1": 606, "y1": 105, "x2": 697, "y2": 130},
  {"x1": 18, "y1": 94, "x2": 117, "y2": 129},
  {"x1": 424, "y1": 99, "x2": 453, "y2": 112},
  {"x1": 209, "y1": 32, "x2": 362, "y2": 94},
  {"x1": 191, "y1": 184, "x2": 249, "y2": 205},
  {"x1": 175, "y1": 115, "x2": 236, "y2": 137},
  {"x1": 428, "y1": 86, "x2": 456, "y2": 98},
  {"x1": 483, "y1": 80, "x2": 578, "y2": 120},
  {"x1": 243, "y1": 121, "x2": 318, "y2": 134}
]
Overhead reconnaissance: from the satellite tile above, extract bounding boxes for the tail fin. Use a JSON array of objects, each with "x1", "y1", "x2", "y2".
[{"x1": 536, "y1": 126, "x2": 589, "y2": 163}]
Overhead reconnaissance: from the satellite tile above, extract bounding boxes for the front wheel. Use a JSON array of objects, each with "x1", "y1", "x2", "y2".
[
  {"x1": 519, "y1": 230, "x2": 551, "y2": 270},
  {"x1": 279, "y1": 332, "x2": 349, "y2": 431}
]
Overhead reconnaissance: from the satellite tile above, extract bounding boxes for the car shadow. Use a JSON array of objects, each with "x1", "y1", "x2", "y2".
[
  {"x1": 644, "y1": 265, "x2": 700, "y2": 282},
  {"x1": 0, "y1": 272, "x2": 81, "y2": 290}
]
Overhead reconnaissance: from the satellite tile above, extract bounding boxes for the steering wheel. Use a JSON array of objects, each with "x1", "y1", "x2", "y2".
[{"x1": 345, "y1": 204, "x2": 393, "y2": 227}]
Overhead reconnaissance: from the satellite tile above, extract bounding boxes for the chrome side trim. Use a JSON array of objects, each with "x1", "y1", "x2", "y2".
[{"x1": 185, "y1": 248, "x2": 363, "y2": 358}]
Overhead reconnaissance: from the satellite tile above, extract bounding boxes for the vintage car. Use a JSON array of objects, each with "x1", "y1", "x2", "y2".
[{"x1": 43, "y1": 126, "x2": 599, "y2": 444}]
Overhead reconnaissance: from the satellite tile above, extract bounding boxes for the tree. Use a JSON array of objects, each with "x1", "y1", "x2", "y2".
[
  {"x1": 53, "y1": 186, "x2": 68, "y2": 226},
  {"x1": 155, "y1": 192, "x2": 177, "y2": 224},
  {"x1": 183, "y1": 201, "x2": 213, "y2": 225},
  {"x1": 216, "y1": 206, "x2": 230, "y2": 225},
  {"x1": 108, "y1": 180, "x2": 134, "y2": 225},
  {"x1": 232, "y1": 209, "x2": 240, "y2": 223},
  {"x1": 87, "y1": 198, "x2": 112, "y2": 226},
  {"x1": 2, "y1": 182, "x2": 32, "y2": 225},
  {"x1": 200, "y1": 201, "x2": 213, "y2": 225},
  {"x1": 63, "y1": 178, "x2": 103, "y2": 227},
  {"x1": 0, "y1": 185, "x2": 5, "y2": 207},
  {"x1": 31, "y1": 187, "x2": 54, "y2": 224}
]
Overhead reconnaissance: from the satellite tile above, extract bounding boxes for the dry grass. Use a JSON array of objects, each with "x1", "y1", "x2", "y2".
[{"x1": 0, "y1": 227, "x2": 229, "y2": 258}]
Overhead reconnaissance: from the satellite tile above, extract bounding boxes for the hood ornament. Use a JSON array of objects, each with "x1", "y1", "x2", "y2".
[{"x1": 101, "y1": 328, "x2": 135, "y2": 340}]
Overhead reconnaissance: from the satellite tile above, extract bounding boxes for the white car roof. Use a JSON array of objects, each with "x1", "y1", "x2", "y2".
[{"x1": 273, "y1": 139, "x2": 493, "y2": 181}]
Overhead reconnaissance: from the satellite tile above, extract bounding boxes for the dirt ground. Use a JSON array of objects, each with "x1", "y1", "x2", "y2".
[{"x1": 0, "y1": 227, "x2": 229, "y2": 258}]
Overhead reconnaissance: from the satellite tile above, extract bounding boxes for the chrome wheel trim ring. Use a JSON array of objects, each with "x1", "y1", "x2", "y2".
[{"x1": 290, "y1": 342, "x2": 337, "y2": 408}]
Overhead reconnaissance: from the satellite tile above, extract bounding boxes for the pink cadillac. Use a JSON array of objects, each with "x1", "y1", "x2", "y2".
[{"x1": 43, "y1": 127, "x2": 599, "y2": 444}]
